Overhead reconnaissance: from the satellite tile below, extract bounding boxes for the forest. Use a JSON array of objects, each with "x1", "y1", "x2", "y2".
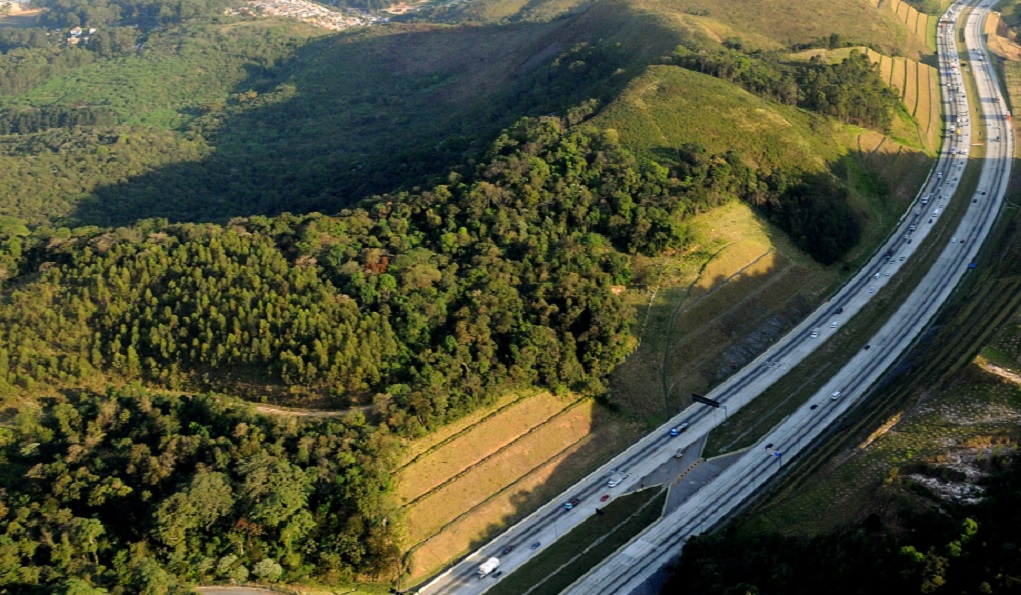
[
  {"x1": 0, "y1": 388, "x2": 401, "y2": 593},
  {"x1": 0, "y1": 1, "x2": 906, "y2": 589},
  {"x1": 670, "y1": 45, "x2": 899, "y2": 133},
  {"x1": 665, "y1": 453, "x2": 1021, "y2": 594},
  {"x1": 0, "y1": 115, "x2": 861, "y2": 588}
]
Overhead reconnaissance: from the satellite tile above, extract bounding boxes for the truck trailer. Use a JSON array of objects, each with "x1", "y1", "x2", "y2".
[{"x1": 477, "y1": 557, "x2": 500, "y2": 578}]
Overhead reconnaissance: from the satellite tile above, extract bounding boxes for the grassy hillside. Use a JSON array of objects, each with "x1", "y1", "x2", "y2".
[{"x1": 0, "y1": 0, "x2": 952, "y2": 592}]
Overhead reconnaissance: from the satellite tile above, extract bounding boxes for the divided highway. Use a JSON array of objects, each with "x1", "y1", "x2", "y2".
[{"x1": 421, "y1": 1, "x2": 1012, "y2": 592}]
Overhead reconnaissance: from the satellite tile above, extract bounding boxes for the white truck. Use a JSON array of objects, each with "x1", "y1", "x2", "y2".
[{"x1": 477, "y1": 557, "x2": 500, "y2": 578}]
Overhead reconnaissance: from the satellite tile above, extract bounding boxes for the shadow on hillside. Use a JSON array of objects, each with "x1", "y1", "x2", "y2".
[
  {"x1": 70, "y1": 0, "x2": 682, "y2": 227},
  {"x1": 402, "y1": 254, "x2": 796, "y2": 587}
]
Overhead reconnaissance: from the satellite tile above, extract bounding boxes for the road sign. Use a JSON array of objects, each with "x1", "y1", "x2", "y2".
[{"x1": 692, "y1": 393, "x2": 721, "y2": 408}]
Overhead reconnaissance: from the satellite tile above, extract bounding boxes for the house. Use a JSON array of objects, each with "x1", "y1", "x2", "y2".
[{"x1": 69, "y1": 26, "x2": 82, "y2": 36}]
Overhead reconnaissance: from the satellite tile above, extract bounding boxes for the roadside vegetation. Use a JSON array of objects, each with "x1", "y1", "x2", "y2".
[
  {"x1": 0, "y1": 0, "x2": 955, "y2": 591},
  {"x1": 666, "y1": 9, "x2": 1021, "y2": 592}
]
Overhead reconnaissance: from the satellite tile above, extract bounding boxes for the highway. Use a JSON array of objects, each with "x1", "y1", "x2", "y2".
[{"x1": 420, "y1": 1, "x2": 1012, "y2": 592}]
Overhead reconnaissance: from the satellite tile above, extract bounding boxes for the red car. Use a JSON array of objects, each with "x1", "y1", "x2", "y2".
[{"x1": 600, "y1": 494, "x2": 610, "y2": 502}]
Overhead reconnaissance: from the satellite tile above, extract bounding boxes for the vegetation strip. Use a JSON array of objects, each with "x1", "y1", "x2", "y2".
[
  {"x1": 405, "y1": 427, "x2": 595, "y2": 552},
  {"x1": 395, "y1": 391, "x2": 537, "y2": 472},
  {"x1": 400, "y1": 397, "x2": 592, "y2": 509}
]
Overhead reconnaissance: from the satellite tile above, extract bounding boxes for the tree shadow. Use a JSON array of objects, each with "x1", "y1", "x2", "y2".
[{"x1": 69, "y1": 3, "x2": 678, "y2": 227}]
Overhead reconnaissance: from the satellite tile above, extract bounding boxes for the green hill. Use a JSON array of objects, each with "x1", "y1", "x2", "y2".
[{"x1": 0, "y1": 0, "x2": 949, "y2": 592}]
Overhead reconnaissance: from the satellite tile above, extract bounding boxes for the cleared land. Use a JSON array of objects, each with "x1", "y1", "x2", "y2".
[
  {"x1": 397, "y1": 392, "x2": 572, "y2": 503},
  {"x1": 403, "y1": 398, "x2": 643, "y2": 580}
]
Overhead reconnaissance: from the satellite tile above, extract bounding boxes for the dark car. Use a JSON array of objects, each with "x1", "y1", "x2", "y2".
[
  {"x1": 501, "y1": 545, "x2": 515, "y2": 555},
  {"x1": 531, "y1": 542, "x2": 541, "y2": 549},
  {"x1": 492, "y1": 571, "x2": 503, "y2": 579}
]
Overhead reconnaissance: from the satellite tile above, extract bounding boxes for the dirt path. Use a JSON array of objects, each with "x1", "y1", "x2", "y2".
[
  {"x1": 979, "y1": 361, "x2": 1021, "y2": 386},
  {"x1": 252, "y1": 403, "x2": 367, "y2": 418}
]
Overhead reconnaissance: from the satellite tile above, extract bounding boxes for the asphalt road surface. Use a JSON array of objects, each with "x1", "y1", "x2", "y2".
[{"x1": 420, "y1": 1, "x2": 1011, "y2": 592}]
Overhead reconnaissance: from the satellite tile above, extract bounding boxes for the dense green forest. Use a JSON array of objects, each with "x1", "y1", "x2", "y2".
[
  {"x1": 0, "y1": 388, "x2": 401, "y2": 593},
  {"x1": 0, "y1": 113, "x2": 862, "y2": 589},
  {"x1": 665, "y1": 453, "x2": 1021, "y2": 594},
  {"x1": 0, "y1": 0, "x2": 914, "y2": 590}
]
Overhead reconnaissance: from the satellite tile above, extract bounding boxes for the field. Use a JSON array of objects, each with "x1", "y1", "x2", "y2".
[{"x1": 400, "y1": 395, "x2": 644, "y2": 581}]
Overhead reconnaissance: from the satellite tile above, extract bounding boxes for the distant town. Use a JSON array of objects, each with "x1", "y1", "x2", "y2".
[{"x1": 242, "y1": 0, "x2": 386, "y2": 31}]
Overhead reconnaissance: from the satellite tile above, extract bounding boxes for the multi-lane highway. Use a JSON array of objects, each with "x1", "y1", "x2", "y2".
[{"x1": 420, "y1": 1, "x2": 1012, "y2": 592}]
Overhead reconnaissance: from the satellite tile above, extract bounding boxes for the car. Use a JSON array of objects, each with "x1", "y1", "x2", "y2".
[
  {"x1": 810, "y1": 404, "x2": 818, "y2": 410},
  {"x1": 884, "y1": 272, "x2": 891, "y2": 276},
  {"x1": 564, "y1": 498, "x2": 581, "y2": 510},
  {"x1": 889, "y1": 259, "x2": 896, "y2": 264},
  {"x1": 900, "y1": 256, "x2": 906, "y2": 261},
  {"x1": 600, "y1": 494, "x2": 610, "y2": 502},
  {"x1": 908, "y1": 239, "x2": 912, "y2": 244},
  {"x1": 929, "y1": 218, "x2": 933, "y2": 224},
  {"x1": 811, "y1": 328, "x2": 820, "y2": 338},
  {"x1": 607, "y1": 472, "x2": 630, "y2": 487},
  {"x1": 669, "y1": 422, "x2": 690, "y2": 437},
  {"x1": 874, "y1": 272, "x2": 881, "y2": 279},
  {"x1": 961, "y1": 239, "x2": 966, "y2": 244},
  {"x1": 869, "y1": 287, "x2": 876, "y2": 293},
  {"x1": 864, "y1": 344, "x2": 871, "y2": 350},
  {"x1": 530, "y1": 542, "x2": 541, "y2": 550},
  {"x1": 973, "y1": 199, "x2": 978, "y2": 204},
  {"x1": 952, "y1": 237, "x2": 957, "y2": 243},
  {"x1": 830, "y1": 321, "x2": 838, "y2": 329},
  {"x1": 491, "y1": 571, "x2": 503, "y2": 579},
  {"x1": 831, "y1": 390, "x2": 842, "y2": 400},
  {"x1": 501, "y1": 545, "x2": 515, "y2": 555},
  {"x1": 837, "y1": 307, "x2": 844, "y2": 314}
]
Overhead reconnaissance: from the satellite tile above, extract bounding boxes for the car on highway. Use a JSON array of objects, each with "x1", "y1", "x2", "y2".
[
  {"x1": 530, "y1": 542, "x2": 541, "y2": 550},
  {"x1": 831, "y1": 390, "x2": 842, "y2": 400},
  {"x1": 607, "y1": 472, "x2": 630, "y2": 487},
  {"x1": 830, "y1": 321, "x2": 838, "y2": 328},
  {"x1": 869, "y1": 287, "x2": 876, "y2": 293},
  {"x1": 669, "y1": 423, "x2": 690, "y2": 437},
  {"x1": 492, "y1": 571, "x2": 503, "y2": 579},
  {"x1": 600, "y1": 494, "x2": 610, "y2": 502},
  {"x1": 810, "y1": 328, "x2": 819, "y2": 338},
  {"x1": 564, "y1": 497, "x2": 581, "y2": 510},
  {"x1": 501, "y1": 545, "x2": 515, "y2": 555}
]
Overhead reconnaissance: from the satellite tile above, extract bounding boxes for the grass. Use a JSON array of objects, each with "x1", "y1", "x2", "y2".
[
  {"x1": 635, "y1": 0, "x2": 926, "y2": 55},
  {"x1": 484, "y1": 488, "x2": 667, "y2": 595},
  {"x1": 405, "y1": 400, "x2": 644, "y2": 580},
  {"x1": 396, "y1": 391, "x2": 574, "y2": 503},
  {"x1": 608, "y1": 201, "x2": 836, "y2": 423},
  {"x1": 403, "y1": 399, "x2": 601, "y2": 542},
  {"x1": 702, "y1": 88, "x2": 989, "y2": 456},
  {"x1": 719, "y1": 33, "x2": 1021, "y2": 536}
]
